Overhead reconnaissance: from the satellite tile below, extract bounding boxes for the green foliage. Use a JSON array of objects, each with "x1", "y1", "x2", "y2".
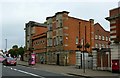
[
  {"x1": 18, "y1": 47, "x2": 25, "y2": 56},
  {"x1": 44, "y1": 21, "x2": 47, "y2": 24},
  {"x1": 85, "y1": 43, "x2": 90, "y2": 48},
  {"x1": 8, "y1": 49, "x2": 18, "y2": 57},
  {"x1": 12, "y1": 45, "x2": 18, "y2": 49},
  {"x1": 8, "y1": 45, "x2": 25, "y2": 58}
]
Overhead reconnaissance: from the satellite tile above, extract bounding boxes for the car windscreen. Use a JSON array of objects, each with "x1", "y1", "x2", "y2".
[{"x1": 7, "y1": 57, "x2": 15, "y2": 61}]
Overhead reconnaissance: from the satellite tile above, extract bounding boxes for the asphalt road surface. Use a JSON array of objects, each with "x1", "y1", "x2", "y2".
[{"x1": 2, "y1": 65, "x2": 82, "y2": 78}]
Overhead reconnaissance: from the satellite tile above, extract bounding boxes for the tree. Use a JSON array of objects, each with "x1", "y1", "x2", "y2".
[
  {"x1": 8, "y1": 45, "x2": 19, "y2": 58},
  {"x1": 12, "y1": 45, "x2": 18, "y2": 49},
  {"x1": 18, "y1": 47, "x2": 25, "y2": 61},
  {"x1": 85, "y1": 43, "x2": 90, "y2": 48},
  {"x1": 44, "y1": 21, "x2": 47, "y2": 24},
  {"x1": 8, "y1": 49, "x2": 17, "y2": 57}
]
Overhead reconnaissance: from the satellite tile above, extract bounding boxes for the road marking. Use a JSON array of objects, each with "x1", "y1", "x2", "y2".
[
  {"x1": 16, "y1": 69, "x2": 45, "y2": 78},
  {"x1": 3, "y1": 66, "x2": 6, "y2": 67},
  {"x1": 14, "y1": 68, "x2": 17, "y2": 70},
  {"x1": 3, "y1": 66, "x2": 45, "y2": 78}
]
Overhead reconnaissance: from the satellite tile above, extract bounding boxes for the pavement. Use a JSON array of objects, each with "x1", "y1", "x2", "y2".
[{"x1": 17, "y1": 60, "x2": 120, "y2": 78}]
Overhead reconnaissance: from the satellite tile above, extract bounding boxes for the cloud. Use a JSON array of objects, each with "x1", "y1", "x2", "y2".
[
  {"x1": 1, "y1": 1, "x2": 119, "y2": 50},
  {"x1": 1, "y1": 0, "x2": 119, "y2": 3}
]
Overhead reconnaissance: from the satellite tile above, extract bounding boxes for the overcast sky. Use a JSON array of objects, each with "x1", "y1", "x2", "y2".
[{"x1": 0, "y1": 0, "x2": 119, "y2": 51}]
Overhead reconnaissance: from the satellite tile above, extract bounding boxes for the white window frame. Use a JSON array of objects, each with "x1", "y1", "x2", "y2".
[
  {"x1": 99, "y1": 35, "x2": 101, "y2": 40},
  {"x1": 95, "y1": 35, "x2": 98, "y2": 39},
  {"x1": 102, "y1": 36, "x2": 104, "y2": 40},
  {"x1": 76, "y1": 36, "x2": 79, "y2": 44}
]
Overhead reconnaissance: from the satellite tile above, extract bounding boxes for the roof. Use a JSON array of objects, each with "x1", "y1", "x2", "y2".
[
  {"x1": 94, "y1": 23, "x2": 110, "y2": 33},
  {"x1": 109, "y1": 7, "x2": 120, "y2": 11},
  {"x1": 68, "y1": 16, "x2": 91, "y2": 22},
  {"x1": 46, "y1": 11, "x2": 69, "y2": 20},
  {"x1": 26, "y1": 21, "x2": 48, "y2": 27}
]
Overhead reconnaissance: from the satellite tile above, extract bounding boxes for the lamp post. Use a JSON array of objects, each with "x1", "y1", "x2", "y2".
[
  {"x1": 83, "y1": 25, "x2": 86, "y2": 73},
  {"x1": 5, "y1": 39, "x2": 7, "y2": 53},
  {"x1": 82, "y1": 38, "x2": 85, "y2": 73}
]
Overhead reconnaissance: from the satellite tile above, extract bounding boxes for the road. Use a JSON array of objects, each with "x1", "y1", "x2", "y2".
[{"x1": 2, "y1": 65, "x2": 82, "y2": 78}]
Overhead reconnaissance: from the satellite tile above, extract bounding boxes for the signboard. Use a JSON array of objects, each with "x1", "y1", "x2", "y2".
[{"x1": 31, "y1": 53, "x2": 36, "y2": 65}]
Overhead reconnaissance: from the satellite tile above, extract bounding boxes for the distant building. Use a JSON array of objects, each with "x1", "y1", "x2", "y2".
[
  {"x1": 93, "y1": 23, "x2": 111, "y2": 71},
  {"x1": 94, "y1": 23, "x2": 110, "y2": 48},
  {"x1": 46, "y1": 11, "x2": 94, "y2": 66}
]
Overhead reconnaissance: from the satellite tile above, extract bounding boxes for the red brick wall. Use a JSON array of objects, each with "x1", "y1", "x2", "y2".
[
  {"x1": 63, "y1": 16, "x2": 94, "y2": 53},
  {"x1": 109, "y1": 7, "x2": 120, "y2": 41},
  {"x1": 110, "y1": 8, "x2": 120, "y2": 17},
  {"x1": 32, "y1": 26, "x2": 47, "y2": 54},
  {"x1": 33, "y1": 26, "x2": 47, "y2": 36},
  {"x1": 94, "y1": 23, "x2": 110, "y2": 48},
  {"x1": 69, "y1": 51, "x2": 76, "y2": 65}
]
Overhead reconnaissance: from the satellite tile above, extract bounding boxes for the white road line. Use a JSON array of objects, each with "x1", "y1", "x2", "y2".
[
  {"x1": 14, "y1": 68, "x2": 17, "y2": 70},
  {"x1": 4, "y1": 66, "x2": 45, "y2": 78},
  {"x1": 16, "y1": 69, "x2": 45, "y2": 78}
]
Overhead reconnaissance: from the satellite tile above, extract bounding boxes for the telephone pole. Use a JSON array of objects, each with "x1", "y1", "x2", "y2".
[{"x1": 5, "y1": 39, "x2": 7, "y2": 53}]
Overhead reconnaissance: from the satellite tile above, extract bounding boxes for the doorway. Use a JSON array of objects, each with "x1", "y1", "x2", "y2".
[{"x1": 57, "y1": 54, "x2": 60, "y2": 65}]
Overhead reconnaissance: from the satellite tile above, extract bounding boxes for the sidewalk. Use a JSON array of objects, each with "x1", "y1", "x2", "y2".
[{"x1": 17, "y1": 60, "x2": 119, "y2": 78}]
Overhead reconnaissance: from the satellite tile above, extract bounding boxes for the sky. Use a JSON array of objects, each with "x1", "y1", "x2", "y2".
[{"x1": 0, "y1": 0, "x2": 119, "y2": 51}]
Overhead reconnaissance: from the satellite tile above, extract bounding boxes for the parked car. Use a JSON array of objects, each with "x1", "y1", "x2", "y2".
[{"x1": 2, "y1": 57, "x2": 17, "y2": 66}]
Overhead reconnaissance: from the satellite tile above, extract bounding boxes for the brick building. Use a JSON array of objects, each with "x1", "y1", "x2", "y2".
[
  {"x1": 94, "y1": 23, "x2": 110, "y2": 48},
  {"x1": 46, "y1": 11, "x2": 94, "y2": 66},
  {"x1": 106, "y1": 7, "x2": 120, "y2": 43},
  {"x1": 106, "y1": 6, "x2": 120, "y2": 72},
  {"x1": 32, "y1": 24, "x2": 48, "y2": 63},
  {"x1": 93, "y1": 23, "x2": 111, "y2": 70},
  {"x1": 24, "y1": 21, "x2": 47, "y2": 62}
]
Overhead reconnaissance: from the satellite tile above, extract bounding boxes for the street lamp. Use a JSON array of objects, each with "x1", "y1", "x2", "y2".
[{"x1": 5, "y1": 39, "x2": 7, "y2": 53}]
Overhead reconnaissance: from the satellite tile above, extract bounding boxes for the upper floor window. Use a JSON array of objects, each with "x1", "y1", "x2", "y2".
[
  {"x1": 109, "y1": 38, "x2": 111, "y2": 41},
  {"x1": 76, "y1": 36, "x2": 79, "y2": 44},
  {"x1": 102, "y1": 36, "x2": 104, "y2": 40},
  {"x1": 102, "y1": 44, "x2": 105, "y2": 48},
  {"x1": 48, "y1": 23, "x2": 52, "y2": 31},
  {"x1": 110, "y1": 26, "x2": 116, "y2": 29},
  {"x1": 59, "y1": 19, "x2": 62, "y2": 27},
  {"x1": 56, "y1": 37, "x2": 59, "y2": 45},
  {"x1": 110, "y1": 20, "x2": 116, "y2": 24},
  {"x1": 95, "y1": 35, "x2": 98, "y2": 39},
  {"x1": 48, "y1": 38, "x2": 52, "y2": 46},
  {"x1": 99, "y1": 35, "x2": 101, "y2": 40},
  {"x1": 95, "y1": 43, "x2": 98, "y2": 48},
  {"x1": 59, "y1": 36, "x2": 63, "y2": 45},
  {"x1": 110, "y1": 30, "x2": 116, "y2": 34},
  {"x1": 106, "y1": 37, "x2": 108, "y2": 41}
]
